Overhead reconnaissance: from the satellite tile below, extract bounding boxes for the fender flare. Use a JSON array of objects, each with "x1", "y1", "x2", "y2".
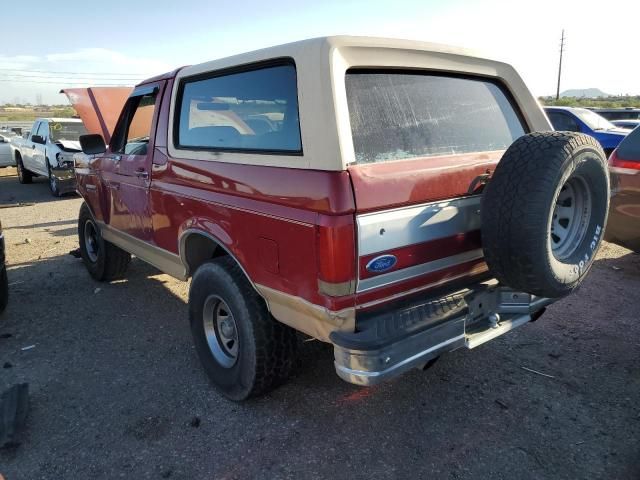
[{"x1": 178, "y1": 228, "x2": 259, "y2": 293}]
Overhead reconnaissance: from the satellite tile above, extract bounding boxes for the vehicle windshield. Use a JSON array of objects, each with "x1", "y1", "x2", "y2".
[
  {"x1": 573, "y1": 109, "x2": 616, "y2": 131},
  {"x1": 49, "y1": 122, "x2": 88, "y2": 142}
]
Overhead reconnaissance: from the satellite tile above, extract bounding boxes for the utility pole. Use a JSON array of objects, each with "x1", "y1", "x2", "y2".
[{"x1": 556, "y1": 29, "x2": 565, "y2": 100}]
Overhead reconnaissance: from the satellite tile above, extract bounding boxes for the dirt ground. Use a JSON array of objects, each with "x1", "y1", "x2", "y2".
[{"x1": 0, "y1": 168, "x2": 638, "y2": 480}]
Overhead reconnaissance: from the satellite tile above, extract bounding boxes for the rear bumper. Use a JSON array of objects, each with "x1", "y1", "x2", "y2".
[{"x1": 331, "y1": 283, "x2": 553, "y2": 386}]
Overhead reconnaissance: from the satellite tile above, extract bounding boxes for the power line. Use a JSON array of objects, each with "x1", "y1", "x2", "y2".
[
  {"x1": 0, "y1": 68, "x2": 147, "y2": 77},
  {"x1": 0, "y1": 74, "x2": 144, "y2": 81},
  {"x1": 0, "y1": 79, "x2": 136, "y2": 85}
]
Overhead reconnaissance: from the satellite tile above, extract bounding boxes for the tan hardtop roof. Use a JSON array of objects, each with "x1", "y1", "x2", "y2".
[
  {"x1": 176, "y1": 35, "x2": 501, "y2": 79},
  {"x1": 167, "y1": 35, "x2": 550, "y2": 171}
]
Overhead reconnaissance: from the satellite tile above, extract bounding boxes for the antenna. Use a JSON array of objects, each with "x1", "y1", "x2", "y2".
[{"x1": 556, "y1": 29, "x2": 565, "y2": 100}]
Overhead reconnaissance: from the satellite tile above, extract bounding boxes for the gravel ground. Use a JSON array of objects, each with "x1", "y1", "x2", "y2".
[{"x1": 0, "y1": 168, "x2": 638, "y2": 480}]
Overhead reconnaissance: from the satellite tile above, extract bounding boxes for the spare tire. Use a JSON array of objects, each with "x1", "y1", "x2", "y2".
[{"x1": 481, "y1": 132, "x2": 610, "y2": 298}]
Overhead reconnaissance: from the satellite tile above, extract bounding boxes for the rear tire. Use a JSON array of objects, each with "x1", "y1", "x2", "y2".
[
  {"x1": 16, "y1": 156, "x2": 32, "y2": 184},
  {"x1": 189, "y1": 257, "x2": 297, "y2": 401},
  {"x1": 481, "y1": 132, "x2": 609, "y2": 298},
  {"x1": 78, "y1": 203, "x2": 130, "y2": 281}
]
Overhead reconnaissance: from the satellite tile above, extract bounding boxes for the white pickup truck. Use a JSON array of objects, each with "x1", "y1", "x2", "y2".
[{"x1": 10, "y1": 118, "x2": 87, "y2": 196}]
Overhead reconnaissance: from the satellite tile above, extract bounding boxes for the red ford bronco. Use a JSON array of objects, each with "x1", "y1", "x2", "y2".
[{"x1": 74, "y1": 37, "x2": 610, "y2": 401}]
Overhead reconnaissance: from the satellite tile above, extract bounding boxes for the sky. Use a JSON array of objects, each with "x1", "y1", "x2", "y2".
[{"x1": 1, "y1": 0, "x2": 637, "y2": 104}]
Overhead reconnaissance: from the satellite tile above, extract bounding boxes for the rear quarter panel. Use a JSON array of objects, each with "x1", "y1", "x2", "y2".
[{"x1": 149, "y1": 154, "x2": 356, "y2": 312}]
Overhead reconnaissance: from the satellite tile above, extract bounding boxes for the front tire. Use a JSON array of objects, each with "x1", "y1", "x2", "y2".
[
  {"x1": 189, "y1": 258, "x2": 297, "y2": 401},
  {"x1": 78, "y1": 203, "x2": 131, "y2": 281},
  {"x1": 47, "y1": 160, "x2": 62, "y2": 197}
]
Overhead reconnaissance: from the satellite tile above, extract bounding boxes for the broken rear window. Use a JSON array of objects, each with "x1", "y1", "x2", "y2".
[{"x1": 345, "y1": 71, "x2": 526, "y2": 164}]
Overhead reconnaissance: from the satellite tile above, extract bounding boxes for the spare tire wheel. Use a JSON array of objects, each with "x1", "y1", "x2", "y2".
[{"x1": 481, "y1": 132, "x2": 610, "y2": 298}]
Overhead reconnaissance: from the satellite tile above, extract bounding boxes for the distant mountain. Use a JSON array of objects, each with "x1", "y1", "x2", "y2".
[{"x1": 560, "y1": 88, "x2": 610, "y2": 98}]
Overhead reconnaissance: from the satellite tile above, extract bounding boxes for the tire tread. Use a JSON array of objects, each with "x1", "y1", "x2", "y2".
[
  {"x1": 190, "y1": 257, "x2": 297, "y2": 400},
  {"x1": 481, "y1": 132, "x2": 608, "y2": 297}
]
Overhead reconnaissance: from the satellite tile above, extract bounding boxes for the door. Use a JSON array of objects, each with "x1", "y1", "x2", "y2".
[
  {"x1": 103, "y1": 82, "x2": 164, "y2": 241},
  {"x1": 22, "y1": 121, "x2": 41, "y2": 172},
  {"x1": 32, "y1": 121, "x2": 49, "y2": 175}
]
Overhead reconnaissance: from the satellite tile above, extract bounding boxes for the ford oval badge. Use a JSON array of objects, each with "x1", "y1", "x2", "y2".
[{"x1": 366, "y1": 255, "x2": 397, "y2": 273}]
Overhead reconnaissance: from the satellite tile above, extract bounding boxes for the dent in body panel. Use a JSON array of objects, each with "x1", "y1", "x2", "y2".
[
  {"x1": 256, "y1": 284, "x2": 355, "y2": 342},
  {"x1": 357, "y1": 195, "x2": 482, "y2": 256},
  {"x1": 355, "y1": 195, "x2": 483, "y2": 291},
  {"x1": 348, "y1": 151, "x2": 503, "y2": 212}
]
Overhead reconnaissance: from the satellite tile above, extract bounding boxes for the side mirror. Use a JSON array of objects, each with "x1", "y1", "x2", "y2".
[
  {"x1": 31, "y1": 134, "x2": 45, "y2": 144},
  {"x1": 80, "y1": 134, "x2": 107, "y2": 155}
]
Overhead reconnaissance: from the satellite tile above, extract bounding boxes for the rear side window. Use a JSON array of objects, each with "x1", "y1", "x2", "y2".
[
  {"x1": 617, "y1": 126, "x2": 640, "y2": 161},
  {"x1": 177, "y1": 63, "x2": 301, "y2": 153},
  {"x1": 345, "y1": 71, "x2": 525, "y2": 164}
]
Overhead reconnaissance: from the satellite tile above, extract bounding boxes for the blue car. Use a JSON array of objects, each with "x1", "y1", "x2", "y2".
[{"x1": 544, "y1": 106, "x2": 628, "y2": 156}]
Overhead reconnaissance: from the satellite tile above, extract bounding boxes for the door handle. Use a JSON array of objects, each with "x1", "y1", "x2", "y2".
[
  {"x1": 32, "y1": 145, "x2": 36, "y2": 149},
  {"x1": 135, "y1": 169, "x2": 149, "y2": 179},
  {"x1": 110, "y1": 182, "x2": 120, "y2": 191}
]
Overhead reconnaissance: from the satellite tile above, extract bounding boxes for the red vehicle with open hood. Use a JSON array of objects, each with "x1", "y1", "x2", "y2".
[{"x1": 74, "y1": 36, "x2": 610, "y2": 401}]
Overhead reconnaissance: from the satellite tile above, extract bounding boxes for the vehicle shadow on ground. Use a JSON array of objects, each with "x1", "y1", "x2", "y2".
[
  {"x1": 3, "y1": 219, "x2": 75, "y2": 231},
  {"x1": 594, "y1": 248, "x2": 640, "y2": 276},
  {"x1": 0, "y1": 175, "x2": 77, "y2": 206},
  {"x1": 1, "y1": 249, "x2": 639, "y2": 479}
]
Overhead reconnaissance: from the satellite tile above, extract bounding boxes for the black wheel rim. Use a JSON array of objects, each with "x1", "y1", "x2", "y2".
[{"x1": 83, "y1": 220, "x2": 99, "y2": 263}]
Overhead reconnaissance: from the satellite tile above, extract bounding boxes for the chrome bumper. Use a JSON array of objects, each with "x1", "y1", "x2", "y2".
[{"x1": 332, "y1": 285, "x2": 554, "y2": 386}]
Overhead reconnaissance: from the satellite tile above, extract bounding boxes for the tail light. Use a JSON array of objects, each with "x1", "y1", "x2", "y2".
[
  {"x1": 609, "y1": 149, "x2": 640, "y2": 174},
  {"x1": 316, "y1": 215, "x2": 356, "y2": 297}
]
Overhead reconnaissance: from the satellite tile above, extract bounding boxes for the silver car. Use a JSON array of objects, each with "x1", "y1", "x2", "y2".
[{"x1": 0, "y1": 133, "x2": 15, "y2": 168}]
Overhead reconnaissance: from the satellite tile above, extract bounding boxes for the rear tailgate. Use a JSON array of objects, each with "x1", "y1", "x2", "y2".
[{"x1": 344, "y1": 70, "x2": 527, "y2": 306}]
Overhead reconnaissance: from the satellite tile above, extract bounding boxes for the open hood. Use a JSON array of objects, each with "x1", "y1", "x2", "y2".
[{"x1": 60, "y1": 87, "x2": 132, "y2": 143}]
